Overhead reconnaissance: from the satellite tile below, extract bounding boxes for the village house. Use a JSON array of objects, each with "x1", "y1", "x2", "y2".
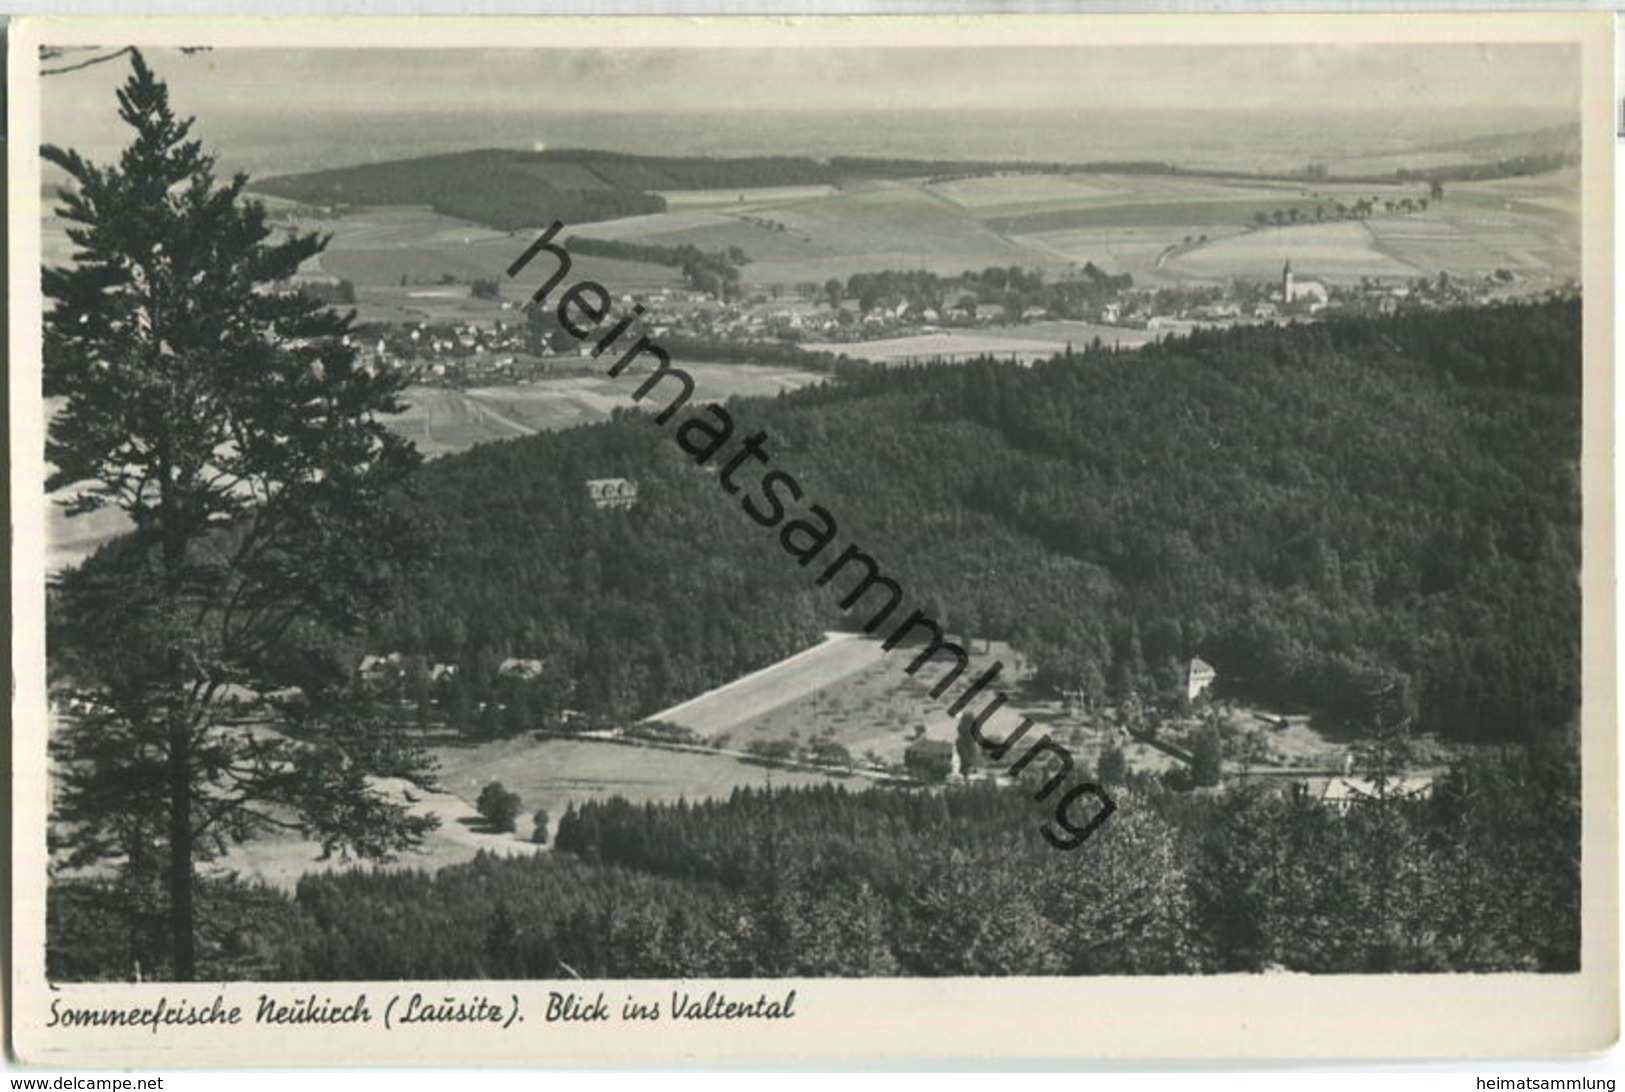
[
  {"x1": 1186, "y1": 657, "x2": 1218, "y2": 703},
  {"x1": 357, "y1": 652, "x2": 408, "y2": 686},
  {"x1": 904, "y1": 738, "x2": 958, "y2": 783},
  {"x1": 1312, "y1": 775, "x2": 1434, "y2": 815},
  {"x1": 497, "y1": 658, "x2": 545, "y2": 681},
  {"x1": 586, "y1": 477, "x2": 640, "y2": 510}
]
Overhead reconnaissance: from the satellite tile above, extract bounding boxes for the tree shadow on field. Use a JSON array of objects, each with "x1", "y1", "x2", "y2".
[{"x1": 457, "y1": 815, "x2": 516, "y2": 835}]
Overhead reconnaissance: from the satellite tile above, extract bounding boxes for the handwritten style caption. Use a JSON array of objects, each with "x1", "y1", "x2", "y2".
[{"x1": 45, "y1": 988, "x2": 798, "y2": 1034}]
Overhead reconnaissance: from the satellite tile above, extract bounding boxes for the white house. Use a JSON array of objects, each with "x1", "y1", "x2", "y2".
[
  {"x1": 1186, "y1": 657, "x2": 1218, "y2": 702},
  {"x1": 586, "y1": 477, "x2": 640, "y2": 510}
]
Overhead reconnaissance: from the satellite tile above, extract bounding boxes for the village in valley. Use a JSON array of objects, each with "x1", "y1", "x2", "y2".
[
  {"x1": 337, "y1": 626, "x2": 1445, "y2": 859},
  {"x1": 300, "y1": 226, "x2": 1558, "y2": 390}
]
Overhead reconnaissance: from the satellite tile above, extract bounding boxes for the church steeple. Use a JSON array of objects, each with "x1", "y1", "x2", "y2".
[{"x1": 1282, "y1": 259, "x2": 1295, "y2": 303}]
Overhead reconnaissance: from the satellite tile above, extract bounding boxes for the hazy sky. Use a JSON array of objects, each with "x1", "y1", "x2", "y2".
[
  {"x1": 34, "y1": 40, "x2": 1581, "y2": 178},
  {"x1": 43, "y1": 41, "x2": 1577, "y2": 120}
]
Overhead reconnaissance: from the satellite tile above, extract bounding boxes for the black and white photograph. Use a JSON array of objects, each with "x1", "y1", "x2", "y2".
[{"x1": 9, "y1": 14, "x2": 1616, "y2": 1064}]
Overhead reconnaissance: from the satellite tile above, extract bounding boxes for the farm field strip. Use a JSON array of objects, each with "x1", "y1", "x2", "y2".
[
  {"x1": 646, "y1": 632, "x2": 890, "y2": 735},
  {"x1": 1165, "y1": 221, "x2": 1419, "y2": 280},
  {"x1": 808, "y1": 324, "x2": 1159, "y2": 362},
  {"x1": 429, "y1": 736, "x2": 860, "y2": 835},
  {"x1": 653, "y1": 184, "x2": 838, "y2": 206},
  {"x1": 649, "y1": 632, "x2": 1048, "y2": 768},
  {"x1": 1009, "y1": 228, "x2": 1187, "y2": 274},
  {"x1": 811, "y1": 332, "x2": 1069, "y2": 362}
]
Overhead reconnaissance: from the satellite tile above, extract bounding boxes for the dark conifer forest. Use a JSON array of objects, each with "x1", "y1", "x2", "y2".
[
  {"x1": 371, "y1": 297, "x2": 1581, "y2": 746},
  {"x1": 51, "y1": 747, "x2": 1579, "y2": 979}
]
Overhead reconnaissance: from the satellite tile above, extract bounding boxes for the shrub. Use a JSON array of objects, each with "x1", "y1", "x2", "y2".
[
  {"x1": 531, "y1": 809, "x2": 550, "y2": 845},
  {"x1": 1097, "y1": 743, "x2": 1128, "y2": 786},
  {"x1": 1191, "y1": 730, "x2": 1224, "y2": 788},
  {"x1": 744, "y1": 739, "x2": 796, "y2": 765},
  {"x1": 476, "y1": 782, "x2": 523, "y2": 832}
]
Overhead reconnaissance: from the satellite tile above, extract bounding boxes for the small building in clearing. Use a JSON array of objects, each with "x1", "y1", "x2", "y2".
[
  {"x1": 498, "y1": 658, "x2": 545, "y2": 681},
  {"x1": 904, "y1": 739, "x2": 958, "y2": 783},
  {"x1": 1186, "y1": 657, "x2": 1218, "y2": 702},
  {"x1": 586, "y1": 477, "x2": 639, "y2": 510}
]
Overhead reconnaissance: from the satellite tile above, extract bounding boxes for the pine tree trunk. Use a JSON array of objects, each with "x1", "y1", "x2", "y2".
[{"x1": 167, "y1": 721, "x2": 195, "y2": 981}]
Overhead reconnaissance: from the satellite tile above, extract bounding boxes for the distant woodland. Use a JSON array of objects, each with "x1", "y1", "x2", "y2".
[
  {"x1": 366, "y1": 298, "x2": 1580, "y2": 747},
  {"x1": 250, "y1": 144, "x2": 1580, "y2": 232}
]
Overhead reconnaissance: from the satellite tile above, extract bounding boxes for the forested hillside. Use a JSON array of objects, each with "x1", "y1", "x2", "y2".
[
  {"x1": 46, "y1": 299, "x2": 1585, "y2": 981},
  {"x1": 371, "y1": 297, "x2": 1581, "y2": 746},
  {"x1": 249, "y1": 150, "x2": 667, "y2": 229}
]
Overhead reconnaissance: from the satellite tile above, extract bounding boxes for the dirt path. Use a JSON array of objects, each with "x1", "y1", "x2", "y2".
[{"x1": 459, "y1": 390, "x2": 541, "y2": 437}]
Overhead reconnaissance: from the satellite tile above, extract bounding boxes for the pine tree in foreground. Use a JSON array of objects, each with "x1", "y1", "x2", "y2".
[{"x1": 44, "y1": 49, "x2": 435, "y2": 981}]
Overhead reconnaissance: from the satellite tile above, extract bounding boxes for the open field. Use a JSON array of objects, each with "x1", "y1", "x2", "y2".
[
  {"x1": 655, "y1": 184, "x2": 839, "y2": 206},
  {"x1": 1160, "y1": 171, "x2": 1579, "y2": 285},
  {"x1": 1168, "y1": 220, "x2": 1415, "y2": 281},
  {"x1": 42, "y1": 205, "x2": 682, "y2": 330},
  {"x1": 383, "y1": 363, "x2": 828, "y2": 455},
  {"x1": 647, "y1": 632, "x2": 892, "y2": 736},
  {"x1": 648, "y1": 631, "x2": 1195, "y2": 775},
  {"x1": 809, "y1": 322, "x2": 1161, "y2": 363},
  {"x1": 46, "y1": 363, "x2": 829, "y2": 568},
  {"x1": 641, "y1": 631, "x2": 1435, "y2": 784},
  {"x1": 41, "y1": 165, "x2": 1579, "y2": 318},
  {"x1": 927, "y1": 172, "x2": 1132, "y2": 210},
  {"x1": 293, "y1": 207, "x2": 679, "y2": 324},
  {"x1": 429, "y1": 735, "x2": 859, "y2": 836},
  {"x1": 575, "y1": 178, "x2": 1048, "y2": 283},
  {"x1": 648, "y1": 632, "x2": 1088, "y2": 769},
  {"x1": 559, "y1": 167, "x2": 1578, "y2": 290},
  {"x1": 204, "y1": 775, "x2": 545, "y2": 892},
  {"x1": 186, "y1": 726, "x2": 864, "y2": 891}
]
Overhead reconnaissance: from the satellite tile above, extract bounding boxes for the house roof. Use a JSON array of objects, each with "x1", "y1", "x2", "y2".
[{"x1": 1318, "y1": 776, "x2": 1432, "y2": 804}]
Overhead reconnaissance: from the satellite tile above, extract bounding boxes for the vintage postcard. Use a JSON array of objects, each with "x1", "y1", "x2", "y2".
[{"x1": 8, "y1": 13, "x2": 1617, "y2": 1066}]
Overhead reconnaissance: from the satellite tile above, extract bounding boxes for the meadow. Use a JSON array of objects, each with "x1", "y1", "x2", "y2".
[
  {"x1": 203, "y1": 775, "x2": 546, "y2": 892},
  {"x1": 44, "y1": 162, "x2": 1576, "y2": 316},
  {"x1": 809, "y1": 322, "x2": 1160, "y2": 364},
  {"x1": 427, "y1": 735, "x2": 857, "y2": 839},
  {"x1": 186, "y1": 722, "x2": 861, "y2": 892}
]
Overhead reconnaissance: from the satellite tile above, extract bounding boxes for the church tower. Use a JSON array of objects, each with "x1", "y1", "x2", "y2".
[{"x1": 1282, "y1": 259, "x2": 1295, "y2": 304}]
